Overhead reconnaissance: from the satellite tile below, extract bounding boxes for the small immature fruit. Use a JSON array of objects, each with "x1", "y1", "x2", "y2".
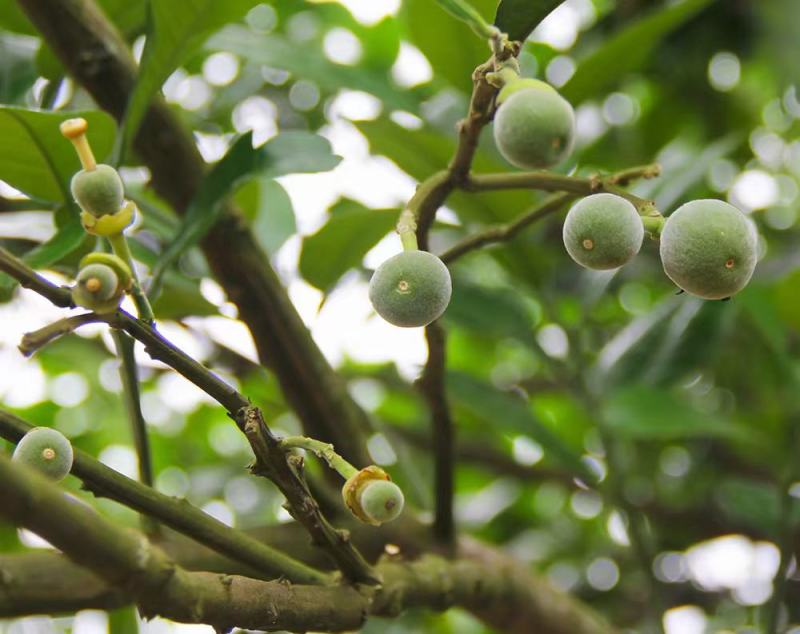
[
  {"x1": 71, "y1": 164, "x2": 124, "y2": 217},
  {"x1": 359, "y1": 480, "x2": 405, "y2": 525},
  {"x1": 72, "y1": 263, "x2": 123, "y2": 313},
  {"x1": 369, "y1": 250, "x2": 452, "y2": 328},
  {"x1": 342, "y1": 465, "x2": 404, "y2": 526},
  {"x1": 493, "y1": 83, "x2": 575, "y2": 169},
  {"x1": 497, "y1": 78, "x2": 555, "y2": 105},
  {"x1": 563, "y1": 193, "x2": 644, "y2": 270},
  {"x1": 12, "y1": 427, "x2": 73, "y2": 481},
  {"x1": 660, "y1": 199, "x2": 757, "y2": 299}
]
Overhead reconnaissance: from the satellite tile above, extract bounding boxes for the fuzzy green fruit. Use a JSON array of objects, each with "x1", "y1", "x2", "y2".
[
  {"x1": 12, "y1": 427, "x2": 73, "y2": 481},
  {"x1": 71, "y1": 164, "x2": 124, "y2": 217},
  {"x1": 359, "y1": 479, "x2": 404, "y2": 525},
  {"x1": 369, "y1": 250, "x2": 452, "y2": 328},
  {"x1": 72, "y1": 263, "x2": 123, "y2": 313},
  {"x1": 660, "y1": 199, "x2": 757, "y2": 299},
  {"x1": 563, "y1": 193, "x2": 644, "y2": 270},
  {"x1": 493, "y1": 86, "x2": 575, "y2": 169}
]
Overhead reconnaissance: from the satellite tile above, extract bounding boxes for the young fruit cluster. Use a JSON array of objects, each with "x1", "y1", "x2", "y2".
[
  {"x1": 71, "y1": 252, "x2": 132, "y2": 313},
  {"x1": 369, "y1": 250, "x2": 452, "y2": 328},
  {"x1": 561, "y1": 193, "x2": 758, "y2": 300},
  {"x1": 12, "y1": 427, "x2": 73, "y2": 481},
  {"x1": 342, "y1": 465, "x2": 405, "y2": 526},
  {"x1": 493, "y1": 78, "x2": 576, "y2": 169}
]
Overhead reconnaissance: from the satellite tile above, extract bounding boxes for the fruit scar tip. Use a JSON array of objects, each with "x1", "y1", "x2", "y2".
[{"x1": 60, "y1": 118, "x2": 88, "y2": 139}]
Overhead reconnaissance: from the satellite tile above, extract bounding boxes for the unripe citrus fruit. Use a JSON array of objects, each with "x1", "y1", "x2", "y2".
[
  {"x1": 369, "y1": 250, "x2": 452, "y2": 328},
  {"x1": 563, "y1": 193, "x2": 644, "y2": 270},
  {"x1": 660, "y1": 199, "x2": 757, "y2": 299},
  {"x1": 71, "y1": 164, "x2": 124, "y2": 217},
  {"x1": 72, "y1": 263, "x2": 123, "y2": 313},
  {"x1": 12, "y1": 427, "x2": 73, "y2": 481},
  {"x1": 359, "y1": 480, "x2": 405, "y2": 525},
  {"x1": 493, "y1": 85, "x2": 575, "y2": 169}
]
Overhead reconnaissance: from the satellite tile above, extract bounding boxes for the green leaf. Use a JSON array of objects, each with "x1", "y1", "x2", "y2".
[
  {"x1": 494, "y1": 1, "x2": 562, "y2": 42},
  {"x1": 299, "y1": 199, "x2": 398, "y2": 292},
  {"x1": 435, "y1": 0, "x2": 496, "y2": 39},
  {"x1": 108, "y1": 606, "x2": 139, "y2": 634},
  {"x1": 448, "y1": 371, "x2": 593, "y2": 481},
  {"x1": 603, "y1": 386, "x2": 758, "y2": 442},
  {"x1": 0, "y1": 107, "x2": 116, "y2": 203},
  {"x1": 118, "y1": 0, "x2": 259, "y2": 161},
  {"x1": 206, "y1": 26, "x2": 418, "y2": 112},
  {"x1": 236, "y1": 178, "x2": 296, "y2": 256},
  {"x1": 561, "y1": 0, "x2": 718, "y2": 104},
  {"x1": 403, "y1": 0, "x2": 496, "y2": 91},
  {"x1": 150, "y1": 131, "x2": 340, "y2": 295}
]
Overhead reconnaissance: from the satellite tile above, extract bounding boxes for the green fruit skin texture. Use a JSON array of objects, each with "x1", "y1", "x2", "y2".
[
  {"x1": 359, "y1": 480, "x2": 404, "y2": 525},
  {"x1": 77, "y1": 263, "x2": 119, "y2": 301},
  {"x1": 660, "y1": 199, "x2": 757, "y2": 299},
  {"x1": 70, "y1": 164, "x2": 124, "y2": 217},
  {"x1": 12, "y1": 427, "x2": 73, "y2": 481},
  {"x1": 493, "y1": 87, "x2": 575, "y2": 169},
  {"x1": 563, "y1": 193, "x2": 644, "y2": 270},
  {"x1": 497, "y1": 78, "x2": 555, "y2": 105},
  {"x1": 369, "y1": 250, "x2": 452, "y2": 328}
]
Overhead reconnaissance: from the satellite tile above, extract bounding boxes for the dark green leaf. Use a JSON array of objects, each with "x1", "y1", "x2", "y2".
[
  {"x1": 150, "y1": 131, "x2": 339, "y2": 294},
  {"x1": 561, "y1": 0, "x2": 717, "y2": 104},
  {"x1": 494, "y1": 1, "x2": 562, "y2": 42},
  {"x1": 603, "y1": 385, "x2": 758, "y2": 442},
  {"x1": 299, "y1": 199, "x2": 398, "y2": 292},
  {"x1": 448, "y1": 371, "x2": 593, "y2": 480},
  {"x1": 0, "y1": 107, "x2": 116, "y2": 203}
]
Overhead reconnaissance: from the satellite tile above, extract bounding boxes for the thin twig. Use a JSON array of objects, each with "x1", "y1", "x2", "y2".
[
  {"x1": 19, "y1": 312, "x2": 102, "y2": 356},
  {"x1": 111, "y1": 330, "x2": 158, "y2": 536}
]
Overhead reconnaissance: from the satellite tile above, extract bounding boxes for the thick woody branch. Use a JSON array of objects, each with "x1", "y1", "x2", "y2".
[
  {"x1": 0, "y1": 247, "x2": 375, "y2": 584},
  {"x1": 0, "y1": 454, "x2": 614, "y2": 634},
  {"x1": 17, "y1": 0, "x2": 372, "y2": 467}
]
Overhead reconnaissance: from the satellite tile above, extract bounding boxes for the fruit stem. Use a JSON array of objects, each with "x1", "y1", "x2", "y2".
[
  {"x1": 107, "y1": 232, "x2": 155, "y2": 324},
  {"x1": 279, "y1": 436, "x2": 359, "y2": 480},
  {"x1": 60, "y1": 118, "x2": 97, "y2": 171},
  {"x1": 397, "y1": 208, "x2": 419, "y2": 251},
  {"x1": 641, "y1": 215, "x2": 665, "y2": 238}
]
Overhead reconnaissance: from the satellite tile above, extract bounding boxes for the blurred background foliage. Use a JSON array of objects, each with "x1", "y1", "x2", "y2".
[{"x1": 0, "y1": 0, "x2": 799, "y2": 632}]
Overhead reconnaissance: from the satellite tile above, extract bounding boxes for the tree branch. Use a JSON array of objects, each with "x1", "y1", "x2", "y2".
[
  {"x1": 0, "y1": 247, "x2": 376, "y2": 584},
  {"x1": 17, "y1": 0, "x2": 372, "y2": 467},
  {"x1": 0, "y1": 453, "x2": 614, "y2": 633},
  {"x1": 0, "y1": 407, "x2": 328, "y2": 585}
]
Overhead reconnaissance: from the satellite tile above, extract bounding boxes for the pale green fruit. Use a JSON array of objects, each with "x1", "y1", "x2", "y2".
[
  {"x1": 493, "y1": 86, "x2": 575, "y2": 169},
  {"x1": 369, "y1": 250, "x2": 452, "y2": 328},
  {"x1": 497, "y1": 78, "x2": 556, "y2": 105},
  {"x1": 70, "y1": 164, "x2": 124, "y2": 217},
  {"x1": 12, "y1": 427, "x2": 73, "y2": 481},
  {"x1": 563, "y1": 193, "x2": 644, "y2": 270},
  {"x1": 359, "y1": 480, "x2": 405, "y2": 525},
  {"x1": 660, "y1": 199, "x2": 757, "y2": 299},
  {"x1": 72, "y1": 263, "x2": 122, "y2": 313}
]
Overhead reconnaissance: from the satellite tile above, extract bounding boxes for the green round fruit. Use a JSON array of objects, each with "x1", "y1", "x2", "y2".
[
  {"x1": 562, "y1": 193, "x2": 644, "y2": 270},
  {"x1": 497, "y1": 78, "x2": 556, "y2": 105},
  {"x1": 12, "y1": 427, "x2": 73, "y2": 481},
  {"x1": 660, "y1": 199, "x2": 757, "y2": 299},
  {"x1": 359, "y1": 479, "x2": 404, "y2": 525},
  {"x1": 70, "y1": 164, "x2": 124, "y2": 217},
  {"x1": 493, "y1": 86, "x2": 575, "y2": 169},
  {"x1": 369, "y1": 250, "x2": 452, "y2": 328},
  {"x1": 72, "y1": 263, "x2": 123, "y2": 313}
]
